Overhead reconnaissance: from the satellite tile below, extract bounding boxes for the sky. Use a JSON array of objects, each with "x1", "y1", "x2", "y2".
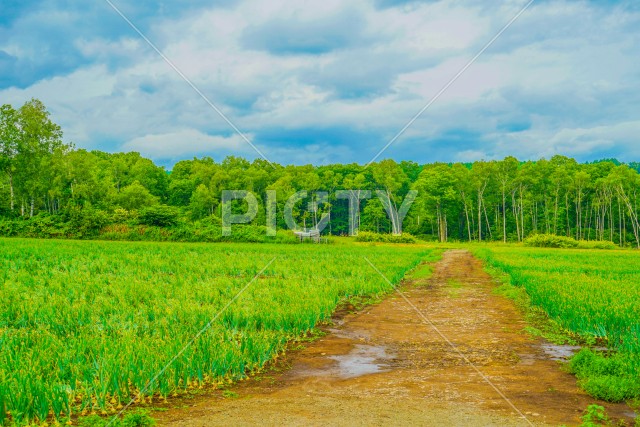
[{"x1": 1, "y1": 0, "x2": 639, "y2": 167}]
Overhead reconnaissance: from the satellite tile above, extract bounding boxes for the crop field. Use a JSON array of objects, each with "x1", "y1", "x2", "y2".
[
  {"x1": 475, "y1": 246, "x2": 640, "y2": 401},
  {"x1": 0, "y1": 238, "x2": 437, "y2": 424},
  {"x1": 3, "y1": 237, "x2": 640, "y2": 425}
]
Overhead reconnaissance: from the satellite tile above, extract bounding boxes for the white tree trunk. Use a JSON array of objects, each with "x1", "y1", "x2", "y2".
[
  {"x1": 9, "y1": 171, "x2": 14, "y2": 211},
  {"x1": 502, "y1": 188, "x2": 506, "y2": 243}
]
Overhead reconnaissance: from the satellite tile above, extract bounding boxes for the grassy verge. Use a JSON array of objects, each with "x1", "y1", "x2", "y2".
[
  {"x1": 481, "y1": 262, "x2": 580, "y2": 346},
  {"x1": 473, "y1": 246, "x2": 640, "y2": 404}
]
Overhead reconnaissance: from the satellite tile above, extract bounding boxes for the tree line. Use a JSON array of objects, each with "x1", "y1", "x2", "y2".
[{"x1": 2, "y1": 99, "x2": 640, "y2": 246}]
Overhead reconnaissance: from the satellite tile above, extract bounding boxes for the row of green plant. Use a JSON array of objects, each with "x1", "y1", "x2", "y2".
[
  {"x1": 354, "y1": 231, "x2": 417, "y2": 244},
  {"x1": 0, "y1": 209, "x2": 426, "y2": 245},
  {"x1": 524, "y1": 234, "x2": 618, "y2": 250},
  {"x1": 475, "y1": 246, "x2": 640, "y2": 402},
  {"x1": 0, "y1": 238, "x2": 437, "y2": 425},
  {"x1": 0, "y1": 209, "x2": 298, "y2": 244}
]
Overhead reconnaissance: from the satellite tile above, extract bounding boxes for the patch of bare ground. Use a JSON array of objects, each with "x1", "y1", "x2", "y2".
[{"x1": 155, "y1": 250, "x2": 635, "y2": 426}]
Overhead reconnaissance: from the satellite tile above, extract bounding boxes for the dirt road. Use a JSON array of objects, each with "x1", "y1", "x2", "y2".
[{"x1": 156, "y1": 250, "x2": 635, "y2": 426}]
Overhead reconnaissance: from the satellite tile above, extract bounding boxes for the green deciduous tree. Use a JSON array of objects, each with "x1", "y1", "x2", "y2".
[{"x1": 115, "y1": 181, "x2": 159, "y2": 210}]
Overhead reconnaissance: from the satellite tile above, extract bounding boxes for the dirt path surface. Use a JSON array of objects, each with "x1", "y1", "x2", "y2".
[{"x1": 156, "y1": 250, "x2": 635, "y2": 426}]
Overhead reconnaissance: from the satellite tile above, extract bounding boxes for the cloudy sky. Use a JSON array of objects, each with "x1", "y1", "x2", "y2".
[{"x1": 1, "y1": 0, "x2": 639, "y2": 167}]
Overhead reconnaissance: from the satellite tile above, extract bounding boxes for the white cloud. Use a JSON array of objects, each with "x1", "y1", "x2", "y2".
[
  {"x1": 122, "y1": 129, "x2": 255, "y2": 160},
  {"x1": 550, "y1": 121, "x2": 640, "y2": 158},
  {"x1": 487, "y1": 120, "x2": 640, "y2": 162},
  {"x1": 456, "y1": 149, "x2": 489, "y2": 162},
  {"x1": 2, "y1": 0, "x2": 640, "y2": 165}
]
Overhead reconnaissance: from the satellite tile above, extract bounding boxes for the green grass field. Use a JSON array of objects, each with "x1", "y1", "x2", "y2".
[
  {"x1": 475, "y1": 246, "x2": 640, "y2": 401},
  {"x1": 3, "y1": 238, "x2": 640, "y2": 424},
  {"x1": 0, "y1": 238, "x2": 437, "y2": 424}
]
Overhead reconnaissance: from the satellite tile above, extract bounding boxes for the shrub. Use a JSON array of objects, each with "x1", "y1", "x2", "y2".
[
  {"x1": 78, "y1": 410, "x2": 156, "y2": 427},
  {"x1": 25, "y1": 213, "x2": 68, "y2": 238},
  {"x1": 218, "y1": 225, "x2": 297, "y2": 244},
  {"x1": 122, "y1": 410, "x2": 156, "y2": 427},
  {"x1": 355, "y1": 232, "x2": 417, "y2": 244},
  {"x1": 111, "y1": 208, "x2": 138, "y2": 224},
  {"x1": 0, "y1": 215, "x2": 70, "y2": 239},
  {"x1": 99, "y1": 221, "x2": 299, "y2": 244},
  {"x1": 115, "y1": 181, "x2": 158, "y2": 210},
  {"x1": 581, "y1": 404, "x2": 608, "y2": 426},
  {"x1": 569, "y1": 349, "x2": 640, "y2": 402},
  {"x1": 524, "y1": 234, "x2": 619, "y2": 250},
  {"x1": 524, "y1": 234, "x2": 579, "y2": 248},
  {"x1": 139, "y1": 205, "x2": 180, "y2": 227},
  {"x1": 65, "y1": 207, "x2": 111, "y2": 238},
  {"x1": 0, "y1": 218, "x2": 23, "y2": 236},
  {"x1": 577, "y1": 240, "x2": 618, "y2": 250}
]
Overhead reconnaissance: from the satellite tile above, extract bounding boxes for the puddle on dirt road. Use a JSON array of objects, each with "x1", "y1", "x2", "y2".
[
  {"x1": 540, "y1": 343, "x2": 611, "y2": 362},
  {"x1": 540, "y1": 343, "x2": 582, "y2": 361},
  {"x1": 329, "y1": 344, "x2": 392, "y2": 378},
  {"x1": 326, "y1": 323, "x2": 370, "y2": 341},
  {"x1": 294, "y1": 343, "x2": 394, "y2": 379}
]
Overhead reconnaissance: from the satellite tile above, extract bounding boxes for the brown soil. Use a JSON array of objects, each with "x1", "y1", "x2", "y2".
[{"x1": 155, "y1": 250, "x2": 636, "y2": 426}]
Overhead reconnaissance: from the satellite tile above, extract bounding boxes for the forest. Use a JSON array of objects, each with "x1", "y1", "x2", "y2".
[{"x1": 2, "y1": 99, "x2": 640, "y2": 246}]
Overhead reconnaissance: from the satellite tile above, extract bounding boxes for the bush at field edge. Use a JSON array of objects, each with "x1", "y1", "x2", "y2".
[
  {"x1": 354, "y1": 231, "x2": 417, "y2": 244},
  {"x1": 524, "y1": 234, "x2": 618, "y2": 250}
]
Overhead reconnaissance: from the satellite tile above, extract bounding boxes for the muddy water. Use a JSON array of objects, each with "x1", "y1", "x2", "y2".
[
  {"x1": 327, "y1": 344, "x2": 392, "y2": 378},
  {"x1": 156, "y1": 250, "x2": 635, "y2": 426},
  {"x1": 540, "y1": 343, "x2": 582, "y2": 361}
]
